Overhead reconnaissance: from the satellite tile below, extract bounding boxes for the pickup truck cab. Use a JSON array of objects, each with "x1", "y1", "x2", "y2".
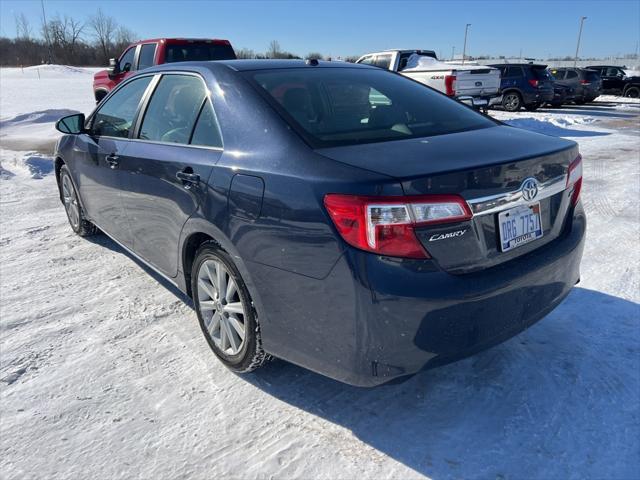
[
  {"x1": 585, "y1": 65, "x2": 640, "y2": 98},
  {"x1": 92, "y1": 38, "x2": 236, "y2": 102},
  {"x1": 356, "y1": 49, "x2": 501, "y2": 109}
]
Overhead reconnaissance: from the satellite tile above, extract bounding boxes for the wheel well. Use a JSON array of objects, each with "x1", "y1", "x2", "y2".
[
  {"x1": 54, "y1": 157, "x2": 65, "y2": 198},
  {"x1": 502, "y1": 89, "x2": 522, "y2": 98},
  {"x1": 182, "y1": 232, "x2": 220, "y2": 297}
]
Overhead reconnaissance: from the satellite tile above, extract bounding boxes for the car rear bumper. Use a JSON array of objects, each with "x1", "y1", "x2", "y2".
[
  {"x1": 342, "y1": 202, "x2": 586, "y2": 386},
  {"x1": 254, "y1": 203, "x2": 585, "y2": 388}
]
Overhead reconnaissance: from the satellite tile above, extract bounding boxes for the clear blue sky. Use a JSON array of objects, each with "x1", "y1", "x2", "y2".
[{"x1": 1, "y1": 0, "x2": 639, "y2": 59}]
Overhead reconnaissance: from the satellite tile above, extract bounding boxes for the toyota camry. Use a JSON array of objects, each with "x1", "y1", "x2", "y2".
[{"x1": 54, "y1": 60, "x2": 585, "y2": 386}]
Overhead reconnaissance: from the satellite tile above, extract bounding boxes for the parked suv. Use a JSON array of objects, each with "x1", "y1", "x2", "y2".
[
  {"x1": 489, "y1": 63, "x2": 555, "y2": 111},
  {"x1": 92, "y1": 38, "x2": 236, "y2": 102},
  {"x1": 550, "y1": 67, "x2": 602, "y2": 103},
  {"x1": 54, "y1": 60, "x2": 585, "y2": 387},
  {"x1": 585, "y1": 65, "x2": 640, "y2": 98}
]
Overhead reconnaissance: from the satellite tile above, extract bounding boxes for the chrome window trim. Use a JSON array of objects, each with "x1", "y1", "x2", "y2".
[{"x1": 467, "y1": 174, "x2": 567, "y2": 216}]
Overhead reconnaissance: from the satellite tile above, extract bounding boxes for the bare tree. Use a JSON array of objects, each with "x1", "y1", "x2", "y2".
[
  {"x1": 306, "y1": 52, "x2": 324, "y2": 60},
  {"x1": 268, "y1": 40, "x2": 281, "y2": 59},
  {"x1": 89, "y1": 8, "x2": 117, "y2": 63},
  {"x1": 14, "y1": 13, "x2": 32, "y2": 40},
  {"x1": 236, "y1": 48, "x2": 256, "y2": 59},
  {"x1": 114, "y1": 25, "x2": 137, "y2": 50}
]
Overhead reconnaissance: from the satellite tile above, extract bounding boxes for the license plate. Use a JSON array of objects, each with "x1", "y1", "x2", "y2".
[{"x1": 498, "y1": 203, "x2": 543, "y2": 252}]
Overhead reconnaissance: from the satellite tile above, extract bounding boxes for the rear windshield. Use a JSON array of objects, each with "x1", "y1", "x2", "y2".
[
  {"x1": 585, "y1": 70, "x2": 600, "y2": 81},
  {"x1": 248, "y1": 68, "x2": 495, "y2": 148},
  {"x1": 531, "y1": 68, "x2": 552, "y2": 80},
  {"x1": 165, "y1": 43, "x2": 236, "y2": 63}
]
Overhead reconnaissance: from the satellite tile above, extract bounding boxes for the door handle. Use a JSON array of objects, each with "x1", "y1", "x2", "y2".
[
  {"x1": 106, "y1": 154, "x2": 119, "y2": 169},
  {"x1": 176, "y1": 169, "x2": 200, "y2": 187}
]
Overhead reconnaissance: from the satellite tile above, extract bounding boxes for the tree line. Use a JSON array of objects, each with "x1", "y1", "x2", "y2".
[{"x1": 0, "y1": 10, "x2": 344, "y2": 67}]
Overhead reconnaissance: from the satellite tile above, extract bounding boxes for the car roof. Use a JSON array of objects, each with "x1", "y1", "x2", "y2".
[
  {"x1": 142, "y1": 59, "x2": 376, "y2": 75},
  {"x1": 488, "y1": 63, "x2": 548, "y2": 68},
  {"x1": 216, "y1": 59, "x2": 375, "y2": 71},
  {"x1": 130, "y1": 38, "x2": 232, "y2": 46}
]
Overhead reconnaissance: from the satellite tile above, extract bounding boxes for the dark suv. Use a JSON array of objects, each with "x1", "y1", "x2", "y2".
[
  {"x1": 489, "y1": 63, "x2": 555, "y2": 111},
  {"x1": 585, "y1": 65, "x2": 640, "y2": 98},
  {"x1": 550, "y1": 67, "x2": 602, "y2": 103}
]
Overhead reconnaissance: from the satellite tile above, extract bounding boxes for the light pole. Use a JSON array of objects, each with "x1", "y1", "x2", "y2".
[
  {"x1": 574, "y1": 16, "x2": 587, "y2": 68},
  {"x1": 462, "y1": 23, "x2": 471, "y2": 65},
  {"x1": 451, "y1": 46, "x2": 455, "y2": 61}
]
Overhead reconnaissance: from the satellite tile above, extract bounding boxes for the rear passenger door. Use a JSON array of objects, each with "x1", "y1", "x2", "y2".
[{"x1": 119, "y1": 73, "x2": 223, "y2": 277}]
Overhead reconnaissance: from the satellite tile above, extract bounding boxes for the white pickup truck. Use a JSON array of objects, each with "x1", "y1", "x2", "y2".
[{"x1": 356, "y1": 49, "x2": 501, "y2": 109}]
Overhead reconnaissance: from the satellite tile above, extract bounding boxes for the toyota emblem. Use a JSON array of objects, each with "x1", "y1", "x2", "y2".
[{"x1": 521, "y1": 178, "x2": 539, "y2": 202}]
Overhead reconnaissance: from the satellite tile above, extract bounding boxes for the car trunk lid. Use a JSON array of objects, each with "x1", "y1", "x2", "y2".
[{"x1": 317, "y1": 125, "x2": 579, "y2": 272}]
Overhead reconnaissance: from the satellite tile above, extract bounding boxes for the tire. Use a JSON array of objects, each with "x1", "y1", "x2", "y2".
[
  {"x1": 524, "y1": 103, "x2": 540, "y2": 111},
  {"x1": 191, "y1": 241, "x2": 270, "y2": 373},
  {"x1": 502, "y1": 91, "x2": 522, "y2": 112},
  {"x1": 624, "y1": 86, "x2": 640, "y2": 98},
  {"x1": 59, "y1": 165, "x2": 98, "y2": 236}
]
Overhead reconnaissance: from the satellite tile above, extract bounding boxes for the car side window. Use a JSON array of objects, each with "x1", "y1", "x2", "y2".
[
  {"x1": 605, "y1": 67, "x2": 619, "y2": 77},
  {"x1": 119, "y1": 47, "x2": 137, "y2": 73},
  {"x1": 138, "y1": 74, "x2": 207, "y2": 144},
  {"x1": 552, "y1": 70, "x2": 565, "y2": 80},
  {"x1": 138, "y1": 44, "x2": 156, "y2": 71},
  {"x1": 374, "y1": 55, "x2": 392, "y2": 69},
  {"x1": 190, "y1": 100, "x2": 223, "y2": 148},
  {"x1": 567, "y1": 70, "x2": 578, "y2": 79},
  {"x1": 91, "y1": 76, "x2": 152, "y2": 138},
  {"x1": 358, "y1": 55, "x2": 374, "y2": 65},
  {"x1": 505, "y1": 67, "x2": 521, "y2": 77}
]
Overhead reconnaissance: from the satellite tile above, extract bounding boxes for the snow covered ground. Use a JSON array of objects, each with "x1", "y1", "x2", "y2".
[{"x1": 1, "y1": 66, "x2": 639, "y2": 480}]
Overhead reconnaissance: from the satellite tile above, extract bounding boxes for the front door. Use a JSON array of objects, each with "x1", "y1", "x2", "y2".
[
  {"x1": 73, "y1": 75, "x2": 153, "y2": 247},
  {"x1": 119, "y1": 73, "x2": 223, "y2": 277}
]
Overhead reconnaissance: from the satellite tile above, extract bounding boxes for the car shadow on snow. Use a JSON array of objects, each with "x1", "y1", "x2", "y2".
[
  {"x1": 537, "y1": 106, "x2": 637, "y2": 119},
  {"x1": 84, "y1": 234, "x2": 192, "y2": 306},
  {"x1": 245, "y1": 287, "x2": 639, "y2": 479},
  {"x1": 504, "y1": 118, "x2": 611, "y2": 137}
]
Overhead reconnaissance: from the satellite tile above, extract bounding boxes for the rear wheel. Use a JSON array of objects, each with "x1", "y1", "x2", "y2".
[
  {"x1": 192, "y1": 242, "x2": 270, "y2": 373},
  {"x1": 59, "y1": 165, "x2": 97, "y2": 236},
  {"x1": 524, "y1": 103, "x2": 540, "y2": 111},
  {"x1": 624, "y1": 86, "x2": 640, "y2": 98},
  {"x1": 502, "y1": 92, "x2": 522, "y2": 112}
]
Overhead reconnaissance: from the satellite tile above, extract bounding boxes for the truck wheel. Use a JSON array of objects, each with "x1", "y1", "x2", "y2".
[
  {"x1": 502, "y1": 92, "x2": 522, "y2": 111},
  {"x1": 524, "y1": 103, "x2": 540, "y2": 111},
  {"x1": 624, "y1": 86, "x2": 640, "y2": 98}
]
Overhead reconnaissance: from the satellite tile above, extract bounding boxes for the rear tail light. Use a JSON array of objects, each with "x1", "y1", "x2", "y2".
[
  {"x1": 580, "y1": 79, "x2": 590, "y2": 85},
  {"x1": 323, "y1": 194, "x2": 472, "y2": 258},
  {"x1": 528, "y1": 79, "x2": 539, "y2": 88},
  {"x1": 566, "y1": 154, "x2": 583, "y2": 206},
  {"x1": 444, "y1": 75, "x2": 457, "y2": 96}
]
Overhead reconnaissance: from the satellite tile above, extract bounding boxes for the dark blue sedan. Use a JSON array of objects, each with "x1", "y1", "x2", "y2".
[{"x1": 54, "y1": 60, "x2": 585, "y2": 386}]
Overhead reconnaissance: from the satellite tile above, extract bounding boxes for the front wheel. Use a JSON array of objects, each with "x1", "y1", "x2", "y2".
[
  {"x1": 502, "y1": 92, "x2": 522, "y2": 112},
  {"x1": 624, "y1": 86, "x2": 640, "y2": 98},
  {"x1": 192, "y1": 242, "x2": 270, "y2": 373},
  {"x1": 59, "y1": 165, "x2": 97, "y2": 236}
]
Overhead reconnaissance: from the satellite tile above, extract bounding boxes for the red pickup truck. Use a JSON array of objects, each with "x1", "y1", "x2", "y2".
[{"x1": 93, "y1": 38, "x2": 236, "y2": 102}]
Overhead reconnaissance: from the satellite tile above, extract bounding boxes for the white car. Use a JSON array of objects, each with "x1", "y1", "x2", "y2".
[{"x1": 356, "y1": 49, "x2": 501, "y2": 109}]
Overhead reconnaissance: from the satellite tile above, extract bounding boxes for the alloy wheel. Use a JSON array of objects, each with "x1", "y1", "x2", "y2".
[
  {"x1": 62, "y1": 174, "x2": 80, "y2": 229},
  {"x1": 503, "y1": 93, "x2": 520, "y2": 111},
  {"x1": 197, "y1": 259, "x2": 246, "y2": 356}
]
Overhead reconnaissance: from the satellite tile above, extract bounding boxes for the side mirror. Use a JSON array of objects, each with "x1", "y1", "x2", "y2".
[
  {"x1": 55, "y1": 113, "x2": 86, "y2": 135},
  {"x1": 107, "y1": 58, "x2": 121, "y2": 78}
]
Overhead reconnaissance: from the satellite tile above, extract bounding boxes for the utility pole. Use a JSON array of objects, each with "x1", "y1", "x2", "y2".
[
  {"x1": 451, "y1": 46, "x2": 455, "y2": 61},
  {"x1": 574, "y1": 16, "x2": 587, "y2": 68},
  {"x1": 40, "y1": 0, "x2": 53, "y2": 64},
  {"x1": 462, "y1": 23, "x2": 471, "y2": 65}
]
